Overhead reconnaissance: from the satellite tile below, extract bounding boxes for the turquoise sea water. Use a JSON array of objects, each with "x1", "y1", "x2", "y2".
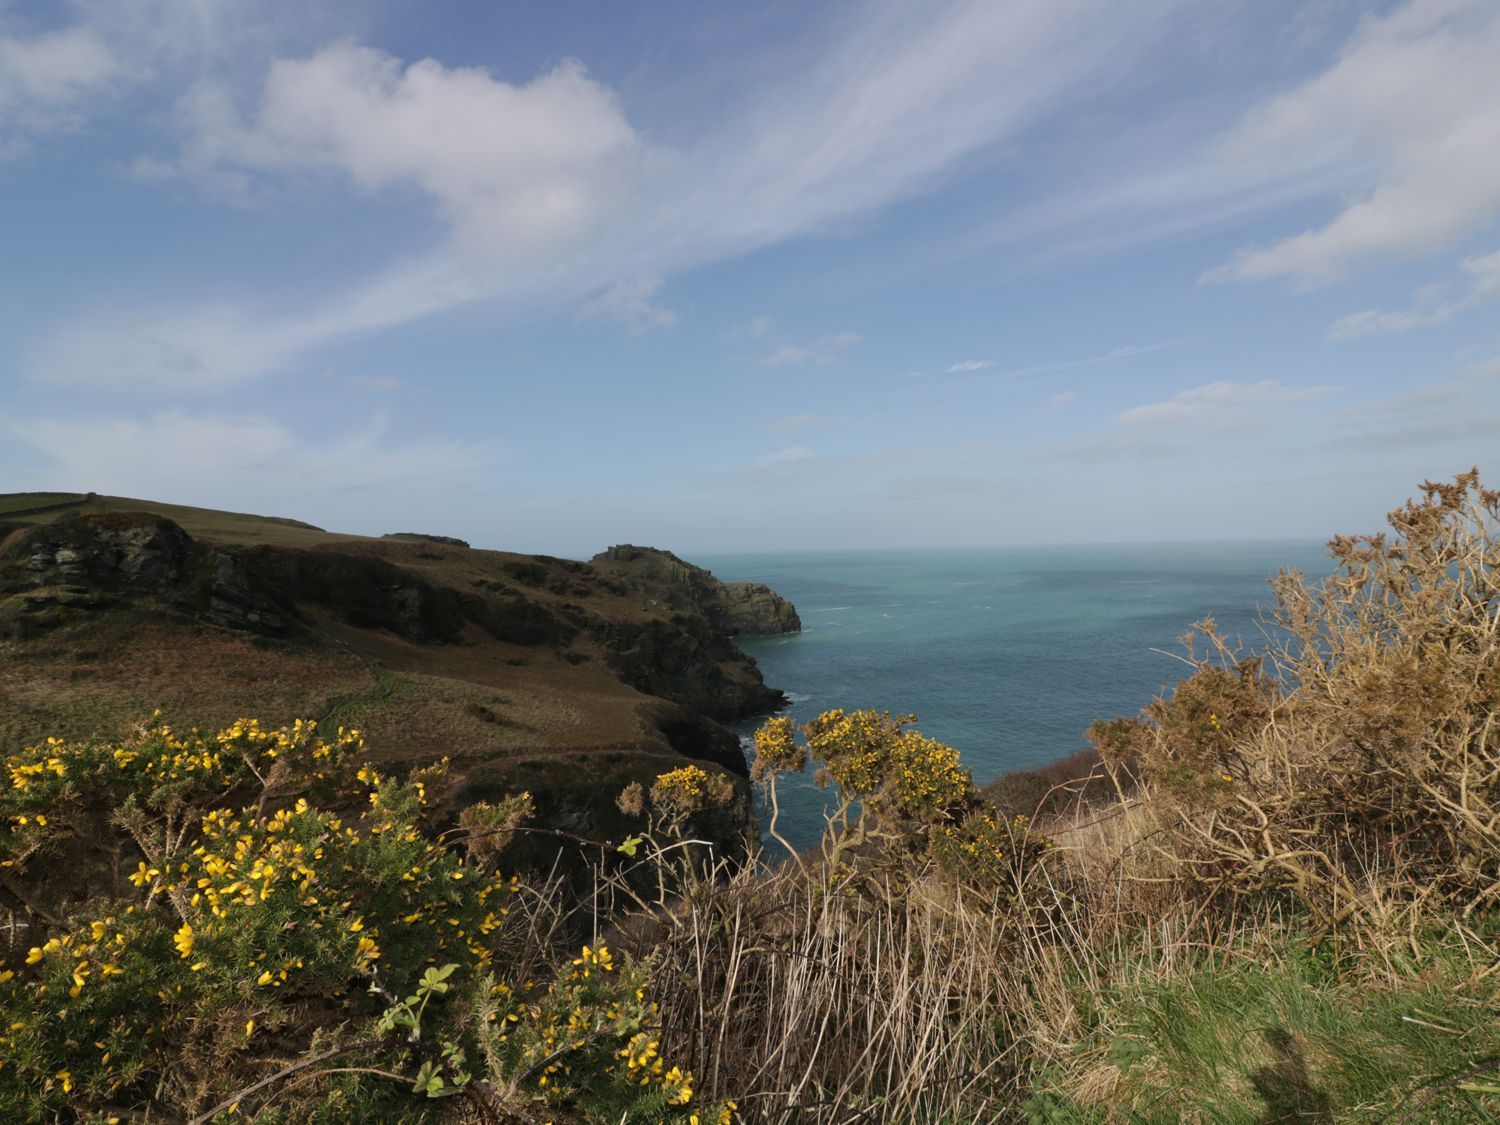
[{"x1": 699, "y1": 542, "x2": 1333, "y2": 853}]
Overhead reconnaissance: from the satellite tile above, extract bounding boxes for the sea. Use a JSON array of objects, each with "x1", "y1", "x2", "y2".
[{"x1": 698, "y1": 542, "x2": 1334, "y2": 854}]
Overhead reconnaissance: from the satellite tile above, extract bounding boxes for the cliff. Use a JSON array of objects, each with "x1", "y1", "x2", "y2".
[{"x1": 0, "y1": 497, "x2": 799, "y2": 858}]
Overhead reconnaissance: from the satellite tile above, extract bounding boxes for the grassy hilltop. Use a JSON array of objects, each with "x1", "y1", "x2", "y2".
[{"x1": 0, "y1": 477, "x2": 1497, "y2": 1122}]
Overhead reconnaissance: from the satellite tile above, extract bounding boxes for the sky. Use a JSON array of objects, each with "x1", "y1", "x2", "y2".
[{"x1": 2, "y1": 0, "x2": 1499, "y2": 557}]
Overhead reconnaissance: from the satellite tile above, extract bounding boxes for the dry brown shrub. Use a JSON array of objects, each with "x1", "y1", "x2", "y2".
[{"x1": 1091, "y1": 470, "x2": 1500, "y2": 936}]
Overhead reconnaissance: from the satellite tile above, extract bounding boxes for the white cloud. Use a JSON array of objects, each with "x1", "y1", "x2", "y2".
[
  {"x1": 27, "y1": 305, "x2": 309, "y2": 392},
  {"x1": 579, "y1": 274, "x2": 677, "y2": 334},
  {"x1": 1344, "y1": 380, "x2": 1469, "y2": 416},
  {"x1": 1056, "y1": 380, "x2": 1344, "y2": 462},
  {"x1": 1046, "y1": 390, "x2": 1077, "y2": 409},
  {"x1": 1328, "y1": 247, "x2": 1500, "y2": 338},
  {"x1": 1312, "y1": 379, "x2": 1500, "y2": 453},
  {"x1": 764, "y1": 331, "x2": 860, "y2": 367},
  {"x1": 739, "y1": 440, "x2": 980, "y2": 483},
  {"x1": 988, "y1": 1, "x2": 1500, "y2": 289},
  {"x1": 10, "y1": 409, "x2": 490, "y2": 512},
  {"x1": 35, "y1": 0, "x2": 1190, "y2": 389},
  {"x1": 1208, "y1": 0, "x2": 1500, "y2": 286},
  {"x1": 749, "y1": 316, "x2": 773, "y2": 338},
  {"x1": 772, "y1": 413, "x2": 820, "y2": 433},
  {"x1": 945, "y1": 359, "x2": 993, "y2": 373},
  {"x1": 0, "y1": 22, "x2": 122, "y2": 154},
  {"x1": 745, "y1": 445, "x2": 823, "y2": 479},
  {"x1": 757, "y1": 445, "x2": 815, "y2": 467},
  {"x1": 27, "y1": 256, "x2": 485, "y2": 391},
  {"x1": 144, "y1": 44, "x2": 642, "y2": 254},
  {"x1": 1117, "y1": 380, "x2": 1342, "y2": 432}
]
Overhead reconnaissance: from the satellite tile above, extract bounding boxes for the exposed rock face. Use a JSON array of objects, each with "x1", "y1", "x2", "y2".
[
  {"x1": 590, "y1": 545, "x2": 801, "y2": 636},
  {"x1": 0, "y1": 512, "x2": 286, "y2": 639},
  {"x1": 714, "y1": 580, "x2": 802, "y2": 636},
  {"x1": 0, "y1": 515, "x2": 592, "y2": 650},
  {"x1": 571, "y1": 612, "x2": 784, "y2": 725},
  {"x1": 643, "y1": 701, "x2": 748, "y2": 776}
]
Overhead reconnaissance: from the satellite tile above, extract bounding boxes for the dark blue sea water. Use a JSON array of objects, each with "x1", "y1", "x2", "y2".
[{"x1": 698, "y1": 542, "x2": 1333, "y2": 853}]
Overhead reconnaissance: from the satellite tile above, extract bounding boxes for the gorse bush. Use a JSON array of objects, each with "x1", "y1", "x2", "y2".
[
  {"x1": 751, "y1": 708, "x2": 1055, "y2": 897},
  {"x1": 1090, "y1": 470, "x2": 1500, "y2": 935},
  {"x1": 0, "y1": 703, "x2": 1009, "y2": 1120},
  {"x1": 0, "y1": 720, "x2": 730, "y2": 1122}
]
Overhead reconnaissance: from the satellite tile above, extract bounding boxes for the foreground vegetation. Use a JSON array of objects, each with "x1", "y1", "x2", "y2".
[{"x1": 2, "y1": 472, "x2": 1499, "y2": 1121}]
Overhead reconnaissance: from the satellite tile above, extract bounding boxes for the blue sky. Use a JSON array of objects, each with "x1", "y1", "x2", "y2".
[{"x1": 2, "y1": 0, "x2": 1498, "y2": 556}]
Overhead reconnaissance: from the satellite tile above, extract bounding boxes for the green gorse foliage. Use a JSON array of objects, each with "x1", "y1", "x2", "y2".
[{"x1": 0, "y1": 721, "x2": 731, "y2": 1122}]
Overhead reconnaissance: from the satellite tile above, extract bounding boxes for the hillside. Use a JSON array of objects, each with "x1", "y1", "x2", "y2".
[{"x1": 0, "y1": 492, "x2": 799, "y2": 854}]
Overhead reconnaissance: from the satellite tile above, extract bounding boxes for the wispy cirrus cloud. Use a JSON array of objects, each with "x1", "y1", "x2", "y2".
[
  {"x1": 1206, "y1": 0, "x2": 1500, "y2": 286},
  {"x1": 0, "y1": 20, "x2": 122, "y2": 155},
  {"x1": 1058, "y1": 379, "x2": 1344, "y2": 461},
  {"x1": 772, "y1": 413, "x2": 819, "y2": 433},
  {"x1": 977, "y1": 1, "x2": 1500, "y2": 291},
  {"x1": 978, "y1": 342, "x2": 1174, "y2": 384},
  {"x1": 756, "y1": 445, "x2": 815, "y2": 467},
  {"x1": 579, "y1": 274, "x2": 678, "y2": 334},
  {"x1": 1118, "y1": 379, "x2": 1342, "y2": 431},
  {"x1": 1328, "y1": 248, "x2": 1500, "y2": 339},
  {"x1": 763, "y1": 331, "x2": 861, "y2": 367},
  {"x1": 1293, "y1": 377, "x2": 1500, "y2": 455}
]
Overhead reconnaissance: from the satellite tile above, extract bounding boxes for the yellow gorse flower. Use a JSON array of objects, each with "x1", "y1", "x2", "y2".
[
  {"x1": 353, "y1": 935, "x2": 380, "y2": 967},
  {"x1": 652, "y1": 765, "x2": 708, "y2": 802}
]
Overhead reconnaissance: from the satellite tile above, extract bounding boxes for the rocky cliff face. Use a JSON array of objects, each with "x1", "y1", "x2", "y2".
[
  {"x1": 570, "y1": 612, "x2": 783, "y2": 722},
  {"x1": 714, "y1": 579, "x2": 802, "y2": 636},
  {"x1": 591, "y1": 545, "x2": 801, "y2": 636},
  {"x1": 0, "y1": 512, "x2": 287, "y2": 639}
]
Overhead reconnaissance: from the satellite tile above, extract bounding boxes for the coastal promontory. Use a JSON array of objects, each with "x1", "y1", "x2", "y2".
[{"x1": 0, "y1": 493, "x2": 799, "y2": 857}]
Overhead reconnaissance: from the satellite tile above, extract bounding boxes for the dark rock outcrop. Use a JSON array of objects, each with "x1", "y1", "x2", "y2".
[
  {"x1": 713, "y1": 579, "x2": 802, "y2": 636},
  {"x1": 572, "y1": 611, "x2": 784, "y2": 725},
  {"x1": 0, "y1": 512, "x2": 286, "y2": 638},
  {"x1": 383, "y1": 532, "x2": 471, "y2": 549},
  {"x1": 590, "y1": 545, "x2": 801, "y2": 636},
  {"x1": 0, "y1": 513, "x2": 583, "y2": 648},
  {"x1": 643, "y1": 700, "x2": 750, "y2": 777}
]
